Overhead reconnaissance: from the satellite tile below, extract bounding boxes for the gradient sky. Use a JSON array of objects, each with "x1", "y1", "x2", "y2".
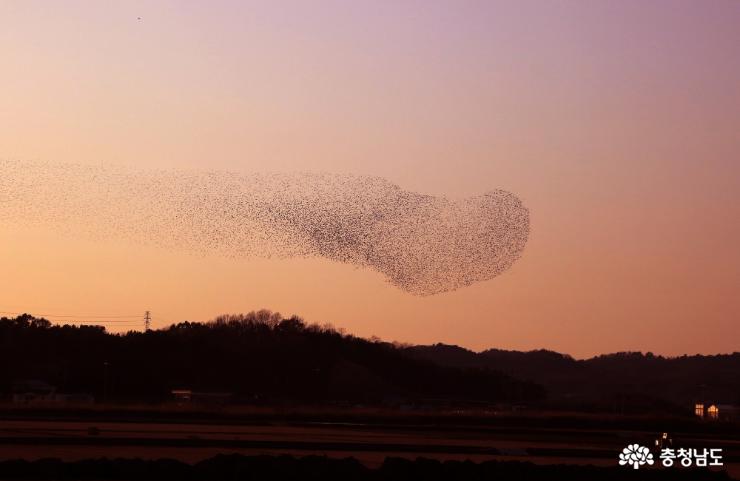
[{"x1": 1, "y1": 0, "x2": 739, "y2": 357}]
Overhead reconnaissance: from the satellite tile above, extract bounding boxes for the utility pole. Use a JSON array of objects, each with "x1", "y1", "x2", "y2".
[
  {"x1": 103, "y1": 361, "x2": 109, "y2": 403},
  {"x1": 144, "y1": 310, "x2": 151, "y2": 331}
]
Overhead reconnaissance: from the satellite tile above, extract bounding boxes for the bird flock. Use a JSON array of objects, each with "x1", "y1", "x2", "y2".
[{"x1": 0, "y1": 160, "x2": 529, "y2": 295}]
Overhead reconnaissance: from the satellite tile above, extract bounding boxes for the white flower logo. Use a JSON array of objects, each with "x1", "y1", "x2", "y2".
[{"x1": 619, "y1": 444, "x2": 655, "y2": 469}]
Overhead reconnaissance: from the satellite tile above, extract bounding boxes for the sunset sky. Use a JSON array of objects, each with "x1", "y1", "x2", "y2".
[{"x1": 1, "y1": 0, "x2": 738, "y2": 357}]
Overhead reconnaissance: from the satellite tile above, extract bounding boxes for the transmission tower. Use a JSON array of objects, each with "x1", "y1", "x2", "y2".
[{"x1": 144, "y1": 310, "x2": 151, "y2": 331}]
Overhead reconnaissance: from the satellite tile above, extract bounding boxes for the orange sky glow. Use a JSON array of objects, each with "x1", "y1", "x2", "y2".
[{"x1": 1, "y1": 1, "x2": 738, "y2": 357}]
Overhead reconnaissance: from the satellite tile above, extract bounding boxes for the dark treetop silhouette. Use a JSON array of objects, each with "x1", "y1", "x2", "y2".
[
  {"x1": 0, "y1": 312, "x2": 542, "y2": 405},
  {"x1": 3, "y1": 312, "x2": 738, "y2": 413}
]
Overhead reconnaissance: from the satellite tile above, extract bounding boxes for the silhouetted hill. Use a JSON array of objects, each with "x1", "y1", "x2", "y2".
[
  {"x1": 405, "y1": 344, "x2": 740, "y2": 414},
  {"x1": 0, "y1": 313, "x2": 543, "y2": 405},
  {"x1": 5, "y1": 312, "x2": 737, "y2": 414}
]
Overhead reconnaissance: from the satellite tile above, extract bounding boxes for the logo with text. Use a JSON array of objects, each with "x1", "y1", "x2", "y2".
[{"x1": 618, "y1": 444, "x2": 723, "y2": 470}]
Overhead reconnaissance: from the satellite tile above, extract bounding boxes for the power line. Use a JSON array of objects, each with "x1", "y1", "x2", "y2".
[
  {"x1": 0, "y1": 310, "x2": 202, "y2": 329},
  {"x1": 50, "y1": 321, "x2": 143, "y2": 325},
  {"x1": 0, "y1": 310, "x2": 140, "y2": 319}
]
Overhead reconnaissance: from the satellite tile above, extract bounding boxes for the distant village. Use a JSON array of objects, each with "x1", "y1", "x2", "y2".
[{"x1": 9, "y1": 378, "x2": 740, "y2": 422}]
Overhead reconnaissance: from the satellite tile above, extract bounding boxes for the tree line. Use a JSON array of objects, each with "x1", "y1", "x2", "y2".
[{"x1": 0, "y1": 311, "x2": 544, "y2": 405}]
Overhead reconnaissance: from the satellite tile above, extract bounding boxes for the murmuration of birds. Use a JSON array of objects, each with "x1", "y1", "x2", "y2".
[{"x1": 0, "y1": 160, "x2": 529, "y2": 295}]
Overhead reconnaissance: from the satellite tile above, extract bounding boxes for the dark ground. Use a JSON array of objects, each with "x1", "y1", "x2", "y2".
[{"x1": 0, "y1": 406, "x2": 737, "y2": 480}]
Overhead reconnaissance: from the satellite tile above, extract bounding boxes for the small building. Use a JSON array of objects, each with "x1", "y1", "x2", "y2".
[
  {"x1": 172, "y1": 389, "x2": 193, "y2": 404},
  {"x1": 695, "y1": 402, "x2": 739, "y2": 421},
  {"x1": 12, "y1": 379, "x2": 56, "y2": 404},
  {"x1": 171, "y1": 389, "x2": 232, "y2": 407},
  {"x1": 713, "y1": 404, "x2": 740, "y2": 421},
  {"x1": 12, "y1": 380, "x2": 93, "y2": 405}
]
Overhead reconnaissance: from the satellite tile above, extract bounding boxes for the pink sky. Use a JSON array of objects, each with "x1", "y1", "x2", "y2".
[{"x1": 0, "y1": 0, "x2": 738, "y2": 357}]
